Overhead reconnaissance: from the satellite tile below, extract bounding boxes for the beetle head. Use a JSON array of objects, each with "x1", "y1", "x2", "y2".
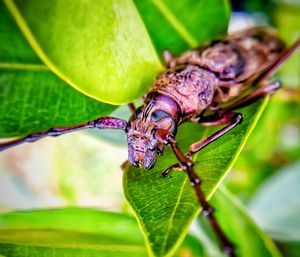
[
  {"x1": 126, "y1": 100, "x2": 178, "y2": 170},
  {"x1": 126, "y1": 129, "x2": 161, "y2": 170}
]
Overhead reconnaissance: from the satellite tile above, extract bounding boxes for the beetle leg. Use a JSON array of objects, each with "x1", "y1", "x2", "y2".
[
  {"x1": 0, "y1": 117, "x2": 128, "y2": 152},
  {"x1": 128, "y1": 103, "x2": 136, "y2": 114},
  {"x1": 161, "y1": 163, "x2": 181, "y2": 177},
  {"x1": 255, "y1": 37, "x2": 300, "y2": 83},
  {"x1": 221, "y1": 80, "x2": 281, "y2": 114},
  {"x1": 167, "y1": 135, "x2": 236, "y2": 257},
  {"x1": 162, "y1": 112, "x2": 243, "y2": 175},
  {"x1": 188, "y1": 112, "x2": 243, "y2": 156},
  {"x1": 163, "y1": 50, "x2": 174, "y2": 66},
  {"x1": 121, "y1": 160, "x2": 131, "y2": 171}
]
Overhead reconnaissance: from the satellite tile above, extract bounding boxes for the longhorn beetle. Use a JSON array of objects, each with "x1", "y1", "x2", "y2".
[{"x1": 1, "y1": 27, "x2": 300, "y2": 257}]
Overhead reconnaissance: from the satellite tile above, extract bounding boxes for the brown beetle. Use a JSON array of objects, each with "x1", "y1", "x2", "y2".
[{"x1": 1, "y1": 27, "x2": 299, "y2": 257}]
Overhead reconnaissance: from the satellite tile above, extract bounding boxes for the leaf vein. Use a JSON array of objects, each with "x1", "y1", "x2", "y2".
[
  {"x1": 0, "y1": 63, "x2": 48, "y2": 71},
  {"x1": 150, "y1": 0, "x2": 197, "y2": 47},
  {"x1": 161, "y1": 176, "x2": 187, "y2": 255}
]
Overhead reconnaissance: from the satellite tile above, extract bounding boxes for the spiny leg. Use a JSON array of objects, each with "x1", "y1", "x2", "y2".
[
  {"x1": 162, "y1": 112, "x2": 243, "y2": 176},
  {"x1": 0, "y1": 117, "x2": 128, "y2": 152},
  {"x1": 164, "y1": 38, "x2": 300, "y2": 254},
  {"x1": 221, "y1": 80, "x2": 281, "y2": 114},
  {"x1": 255, "y1": 37, "x2": 300, "y2": 83},
  {"x1": 166, "y1": 135, "x2": 237, "y2": 257},
  {"x1": 188, "y1": 112, "x2": 243, "y2": 156}
]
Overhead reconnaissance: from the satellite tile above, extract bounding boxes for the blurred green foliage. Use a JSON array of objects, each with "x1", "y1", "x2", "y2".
[{"x1": 0, "y1": 208, "x2": 205, "y2": 257}]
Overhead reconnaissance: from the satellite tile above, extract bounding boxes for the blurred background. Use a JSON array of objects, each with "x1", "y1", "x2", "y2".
[{"x1": 0, "y1": 0, "x2": 299, "y2": 255}]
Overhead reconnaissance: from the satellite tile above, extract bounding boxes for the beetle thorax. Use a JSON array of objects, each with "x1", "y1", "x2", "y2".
[{"x1": 151, "y1": 65, "x2": 217, "y2": 118}]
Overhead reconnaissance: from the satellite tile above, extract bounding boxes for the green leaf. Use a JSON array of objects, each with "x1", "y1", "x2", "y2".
[
  {"x1": 249, "y1": 161, "x2": 300, "y2": 242},
  {"x1": 275, "y1": 241, "x2": 300, "y2": 257},
  {"x1": 4, "y1": 0, "x2": 162, "y2": 105},
  {"x1": 0, "y1": 70, "x2": 116, "y2": 137},
  {"x1": 0, "y1": 208, "x2": 204, "y2": 257},
  {"x1": 134, "y1": 0, "x2": 231, "y2": 55},
  {"x1": 0, "y1": 2, "x2": 115, "y2": 137},
  {"x1": 124, "y1": 99, "x2": 269, "y2": 257},
  {"x1": 197, "y1": 187, "x2": 282, "y2": 257}
]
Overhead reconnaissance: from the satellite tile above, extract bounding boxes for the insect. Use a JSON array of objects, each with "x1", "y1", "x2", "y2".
[{"x1": 1, "y1": 27, "x2": 299, "y2": 257}]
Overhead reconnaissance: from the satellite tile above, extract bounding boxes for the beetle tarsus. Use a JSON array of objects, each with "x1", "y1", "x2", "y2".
[{"x1": 162, "y1": 163, "x2": 183, "y2": 177}]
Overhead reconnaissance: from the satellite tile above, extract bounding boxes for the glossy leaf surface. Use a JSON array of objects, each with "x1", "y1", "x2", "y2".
[
  {"x1": 0, "y1": 2, "x2": 115, "y2": 137},
  {"x1": 134, "y1": 0, "x2": 231, "y2": 55},
  {"x1": 4, "y1": 0, "x2": 162, "y2": 104},
  {"x1": 0, "y1": 208, "x2": 204, "y2": 257},
  {"x1": 124, "y1": 99, "x2": 269, "y2": 257}
]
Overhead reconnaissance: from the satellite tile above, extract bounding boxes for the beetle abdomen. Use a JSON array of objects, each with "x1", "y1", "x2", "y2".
[
  {"x1": 165, "y1": 27, "x2": 285, "y2": 103},
  {"x1": 172, "y1": 27, "x2": 285, "y2": 83}
]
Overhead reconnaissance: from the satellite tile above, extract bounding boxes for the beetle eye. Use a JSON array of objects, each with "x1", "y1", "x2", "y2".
[
  {"x1": 135, "y1": 106, "x2": 143, "y2": 118},
  {"x1": 150, "y1": 110, "x2": 176, "y2": 134},
  {"x1": 150, "y1": 110, "x2": 170, "y2": 122}
]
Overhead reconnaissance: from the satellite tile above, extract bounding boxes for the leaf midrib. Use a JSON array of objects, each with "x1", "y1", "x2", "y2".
[
  {"x1": 0, "y1": 62, "x2": 48, "y2": 71},
  {"x1": 0, "y1": 241, "x2": 145, "y2": 252},
  {"x1": 150, "y1": 0, "x2": 197, "y2": 47},
  {"x1": 160, "y1": 175, "x2": 187, "y2": 256},
  {"x1": 0, "y1": 229, "x2": 145, "y2": 252}
]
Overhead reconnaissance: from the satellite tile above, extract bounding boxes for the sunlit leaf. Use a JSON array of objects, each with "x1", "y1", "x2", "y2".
[
  {"x1": 0, "y1": 1, "x2": 115, "y2": 137},
  {"x1": 4, "y1": 0, "x2": 162, "y2": 104}
]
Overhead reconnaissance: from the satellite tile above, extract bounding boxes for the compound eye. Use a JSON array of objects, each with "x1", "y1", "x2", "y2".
[
  {"x1": 151, "y1": 110, "x2": 176, "y2": 134},
  {"x1": 135, "y1": 106, "x2": 143, "y2": 118},
  {"x1": 150, "y1": 110, "x2": 170, "y2": 122}
]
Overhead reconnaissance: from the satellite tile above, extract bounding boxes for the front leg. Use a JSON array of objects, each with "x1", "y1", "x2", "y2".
[{"x1": 166, "y1": 135, "x2": 236, "y2": 257}]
